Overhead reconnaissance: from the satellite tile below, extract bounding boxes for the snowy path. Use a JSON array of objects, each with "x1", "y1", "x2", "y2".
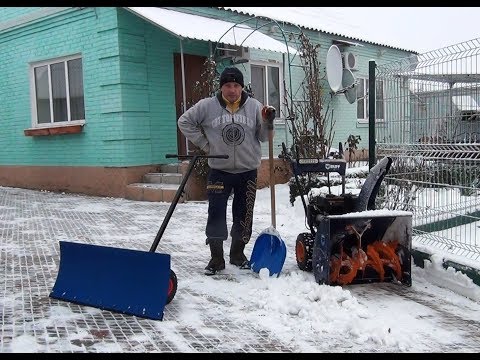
[{"x1": 0, "y1": 186, "x2": 479, "y2": 352}]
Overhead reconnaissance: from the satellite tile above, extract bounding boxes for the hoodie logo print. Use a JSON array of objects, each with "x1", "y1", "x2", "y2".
[{"x1": 222, "y1": 123, "x2": 245, "y2": 146}]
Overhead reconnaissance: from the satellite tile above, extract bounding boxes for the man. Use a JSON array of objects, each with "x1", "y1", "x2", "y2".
[{"x1": 178, "y1": 66, "x2": 276, "y2": 275}]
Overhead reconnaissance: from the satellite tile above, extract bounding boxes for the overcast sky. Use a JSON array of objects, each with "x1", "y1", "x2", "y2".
[{"x1": 226, "y1": 7, "x2": 480, "y2": 53}]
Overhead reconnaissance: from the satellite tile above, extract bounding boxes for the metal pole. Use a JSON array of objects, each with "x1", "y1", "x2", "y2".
[
  {"x1": 180, "y1": 40, "x2": 189, "y2": 154},
  {"x1": 149, "y1": 154, "x2": 228, "y2": 253},
  {"x1": 368, "y1": 60, "x2": 376, "y2": 170},
  {"x1": 149, "y1": 155, "x2": 198, "y2": 252}
]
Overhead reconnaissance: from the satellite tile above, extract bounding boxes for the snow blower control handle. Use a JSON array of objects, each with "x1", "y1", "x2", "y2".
[{"x1": 149, "y1": 154, "x2": 229, "y2": 253}]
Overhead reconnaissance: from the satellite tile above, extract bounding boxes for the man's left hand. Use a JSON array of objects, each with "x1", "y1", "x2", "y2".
[{"x1": 262, "y1": 105, "x2": 276, "y2": 123}]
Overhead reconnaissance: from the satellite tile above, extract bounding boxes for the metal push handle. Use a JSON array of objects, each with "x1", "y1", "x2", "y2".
[
  {"x1": 149, "y1": 154, "x2": 229, "y2": 252},
  {"x1": 165, "y1": 154, "x2": 229, "y2": 159}
]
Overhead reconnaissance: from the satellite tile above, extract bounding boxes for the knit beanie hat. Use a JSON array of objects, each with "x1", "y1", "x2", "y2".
[{"x1": 219, "y1": 67, "x2": 244, "y2": 88}]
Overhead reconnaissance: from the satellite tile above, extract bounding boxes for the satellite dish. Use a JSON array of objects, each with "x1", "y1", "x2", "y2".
[
  {"x1": 326, "y1": 45, "x2": 343, "y2": 92},
  {"x1": 342, "y1": 68, "x2": 357, "y2": 104}
]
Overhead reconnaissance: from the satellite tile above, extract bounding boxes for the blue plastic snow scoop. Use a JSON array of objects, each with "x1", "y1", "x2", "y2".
[
  {"x1": 250, "y1": 227, "x2": 286, "y2": 277},
  {"x1": 250, "y1": 110, "x2": 286, "y2": 277}
]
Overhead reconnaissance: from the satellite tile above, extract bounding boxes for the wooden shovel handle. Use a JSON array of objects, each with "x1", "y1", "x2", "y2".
[{"x1": 268, "y1": 128, "x2": 276, "y2": 228}]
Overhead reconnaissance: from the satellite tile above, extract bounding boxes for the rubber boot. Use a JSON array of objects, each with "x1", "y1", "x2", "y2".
[
  {"x1": 205, "y1": 239, "x2": 225, "y2": 275},
  {"x1": 229, "y1": 239, "x2": 250, "y2": 269}
]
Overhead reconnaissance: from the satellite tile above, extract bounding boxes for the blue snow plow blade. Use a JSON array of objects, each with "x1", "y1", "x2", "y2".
[
  {"x1": 250, "y1": 233, "x2": 287, "y2": 277},
  {"x1": 50, "y1": 241, "x2": 171, "y2": 321}
]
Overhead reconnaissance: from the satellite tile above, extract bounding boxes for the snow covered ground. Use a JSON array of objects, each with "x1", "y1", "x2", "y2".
[{"x1": 0, "y1": 184, "x2": 479, "y2": 352}]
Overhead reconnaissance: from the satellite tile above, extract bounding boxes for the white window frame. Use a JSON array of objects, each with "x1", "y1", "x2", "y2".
[
  {"x1": 29, "y1": 54, "x2": 85, "y2": 128},
  {"x1": 356, "y1": 76, "x2": 385, "y2": 124},
  {"x1": 249, "y1": 60, "x2": 284, "y2": 122}
]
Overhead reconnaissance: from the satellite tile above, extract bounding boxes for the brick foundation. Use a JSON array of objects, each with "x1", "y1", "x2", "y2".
[{"x1": 0, "y1": 158, "x2": 293, "y2": 200}]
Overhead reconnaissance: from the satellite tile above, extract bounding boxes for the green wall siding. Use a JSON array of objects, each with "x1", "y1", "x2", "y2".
[
  {"x1": 117, "y1": 8, "x2": 210, "y2": 164},
  {"x1": 171, "y1": 7, "x2": 415, "y2": 153},
  {"x1": 0, "y1": 7, "x2": 202, "y2": 167},
  {"x1": 0, "y1": 7, "x2": 48, "y2": 25},
  {"x1": 0, "y1": 6, "x2": 415, "y2": 169},
  {"x1": 263, "y1": 23, "x2": 413, "y2": 152},
  {"x1": 0, "y1": 7, "x2": 128, "y2": 166}
]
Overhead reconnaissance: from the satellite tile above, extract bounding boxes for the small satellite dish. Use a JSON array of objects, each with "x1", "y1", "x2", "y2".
[
  {"x1": 342, "y1": 68, "x2": 357, "y2": 104},
  {"x1": 326, "y1": 45, "x2": 343, "y2": 92}
]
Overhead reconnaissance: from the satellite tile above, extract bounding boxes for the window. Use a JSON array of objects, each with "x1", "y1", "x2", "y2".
[
  {"x1": 356, "y1": 77, "x2": 384, "y2": 122},
  {"x1": 30, "y1": 55, "x2": 85, "y2": 126},
  {"x1": 250, "y1": 63, "x2": 281, "y2": 118}
]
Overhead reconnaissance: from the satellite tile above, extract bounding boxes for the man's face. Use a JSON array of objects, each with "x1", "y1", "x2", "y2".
[{"x1": 221, "y1": 82, "x2": 243, "y2": 103}]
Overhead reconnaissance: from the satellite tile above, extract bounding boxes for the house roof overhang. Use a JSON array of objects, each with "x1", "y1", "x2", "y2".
[{"x1": 125, "y1": 7, "x2": 297, "y2": 55}]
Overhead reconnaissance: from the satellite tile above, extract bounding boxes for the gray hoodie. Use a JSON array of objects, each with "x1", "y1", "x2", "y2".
[{"x1": 178, "y1": 91, "x2": 271, "y2": 173}]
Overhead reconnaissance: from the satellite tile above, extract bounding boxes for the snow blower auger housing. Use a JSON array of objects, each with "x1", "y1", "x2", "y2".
[{"x1": 281, "y1": 143, "x2": 412, "y2": 287}]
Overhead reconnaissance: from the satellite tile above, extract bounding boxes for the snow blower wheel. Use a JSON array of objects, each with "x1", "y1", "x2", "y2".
[
  {"x1": 295, "y1": 233, "x2": 314, "y2": 271},
  {"x1": 166, "y1": 270, "x2": 177, "y2": 304}
]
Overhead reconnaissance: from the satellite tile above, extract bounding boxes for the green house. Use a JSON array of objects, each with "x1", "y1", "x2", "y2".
[{"x1": 0, "y1": 7, "x2": 416, "y2": 200}]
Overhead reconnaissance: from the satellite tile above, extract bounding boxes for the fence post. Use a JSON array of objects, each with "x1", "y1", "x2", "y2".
[{"x1": 368, "y1": 60, "x2": 376, "y2": 170}]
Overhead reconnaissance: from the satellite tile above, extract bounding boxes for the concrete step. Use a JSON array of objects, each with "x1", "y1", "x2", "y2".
[
  {"x1": 143, "y1": 172, "x2": 183, "y2": 185},
  {"x1": 125, "y1": 183, "x2": 184, "y2": 203},
  {"x1": 160, "y1": 163, "x2": 182, "y2": 173}
]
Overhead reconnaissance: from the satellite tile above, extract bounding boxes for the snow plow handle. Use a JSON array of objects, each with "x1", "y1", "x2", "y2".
[
  {"x1": 165, "y1": 154, "x2": 229, "y2": 159},
  {"x1": 149, "y1": 154, "x2": 228, "y2": 252}
]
